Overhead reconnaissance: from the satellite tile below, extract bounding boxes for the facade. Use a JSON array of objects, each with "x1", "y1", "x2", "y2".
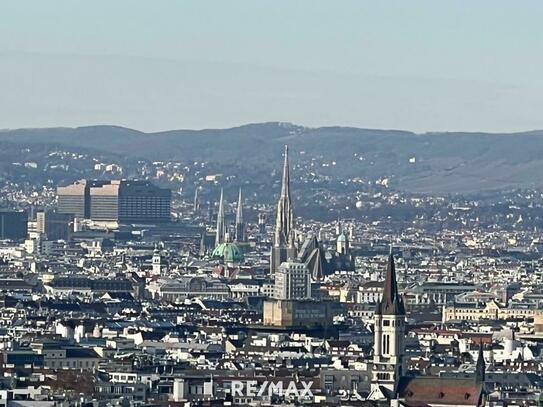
[
  {"x1": 57, "y1": 179, "x2": 108, "y2": 218},
  {"x1": 94, "y1": 180, "x2": 171, "y2": 223},
  {"x1": 443, "y1": 300, "x2": 536, "y2": 322},
  {"x1": 270, "y1": 146, "x2": 297, "y2": 276},
  {"x1": 30, "y1": 342, "x2": 101, "y2": 370},
  {"x1": 90, "y1": 182, "x2": 120, "y2": 221},
  {"x1": 405, "y1": 281, "x2": 476, "y2": 306},
  {"x1": 356, "y1": 281, "x2": 384, "y2": 304},
  {"x1": 273, "y1": 261, "x2": 311, "y2": 300},
  {"x1": 263, "y1": 299, "x2": 336, "y2": 328},
  {"x1": 44, "y1": 276, "x2": 134, "y2": 296},
  {"x1": 147, "y1": 276, "x2": 230, "y2": 301},
  {"x1": 36, "y1": 210, "x2": 73, "y2": 241},
  {"x1": 0, "y1": 210, "x2": 27, "y2": 240},
  {"x1": 535, "y1": 310, "x2": 543, "y2": 334},
  {"x1": 58, "y1": 180, "x2": 170, "y2": 223}
]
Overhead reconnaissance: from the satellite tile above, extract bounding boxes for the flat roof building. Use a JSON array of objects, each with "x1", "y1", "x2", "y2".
[
  {"x1": 58, "y1": 180, "x2": 171, "y2": 224},
  {"x1": 57, "y1": 180, "x2": 109, "y2": 219},
  {"x1": 36, "y1": 211, "x2": 74, "y2": 241},
  {"x1": 0, "y1": 210, "x2": 28, "y2": 241},
  {"x1": 90, "y1": 180, "x2": 171, "y2": 223}
]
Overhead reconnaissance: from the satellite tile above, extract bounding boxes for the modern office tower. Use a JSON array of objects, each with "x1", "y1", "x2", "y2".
[
  {"x1": 36, "y1": 211, "x2": 74, "y2": 241},
  {"x1": 58, "y1": 180, "x2": 171, "y2": 224},
  {"x1": 116, "y1": 180, "x2": 171, "y2": 223},
  {"x1": 214, "y1": 189, "x2": 226, "y2": 246},
  {"x1": 234, "y1": 188, "x2": 246, "y2": 242},
  {"x1": 56, "y1": 180, "x2": 169, "y2": 223},
  {"x1": 89, "y1": 182, "x2": 121, "y2": 221},
  {"x1": 57, "y1": 180, "x2": 108, "y2": 219},
  {"x1": 270, "y1": 146, "x2": 296, "y2": 276},
  {"x1": 0, "y1": 210, "x2": 28, "y2": 240},
  {"x1": 273, "y1": 261, "x2": 311, "y2": 300},
  {"x1": 369, "y1": 254, "x2": 406, "y2": 400}
]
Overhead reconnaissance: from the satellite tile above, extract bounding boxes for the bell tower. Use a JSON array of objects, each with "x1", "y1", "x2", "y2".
[{"x1": 369, "y1": 253, "x2": 406, "y2": 400}]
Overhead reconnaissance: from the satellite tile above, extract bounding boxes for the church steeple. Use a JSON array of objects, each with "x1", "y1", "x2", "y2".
[
  {"x1": 476, "y1": 341, "x2": 486, "y2": 384},
  {"x1": 215, "y1": 189, "x2": 226, "y2": 246},
  {"x1": 274, "y1": 145, "x2": 294, "y2": 248},
  {"x1": 376, "y1": 254, "x2": 406, "y2": 316},
  {"x1": 369, "y1": 253, "x2": 406, "y2": 400},
  {"x1": 235, "y1": 187, "x2": 246, "y2": 242}
]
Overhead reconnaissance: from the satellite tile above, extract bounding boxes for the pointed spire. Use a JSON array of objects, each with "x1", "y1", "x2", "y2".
[
  {"x1": 215, "y1": 189, "x2": 226, "y2": 246},
  {"x1": 376, "y1": 254, "x2": 405, "y2": 315},
  {"x1": 281, "y1": 145, "x2": 290, "y2": 198},
  {"x1": 476, "y1": 340, "x2": 486, "y2": 384},
  {"x1": 193, "y1": 187, "x2": 199, "y2": 212},
  {"x1": 274, "y1": 145, "x2": 295, "y2": 248},
  {"x1": 236, "y1": 188, "x2": 243, "y2": 225},
  {"x1": 235, "y1": 187, "x2": 246, "y2": 242}
]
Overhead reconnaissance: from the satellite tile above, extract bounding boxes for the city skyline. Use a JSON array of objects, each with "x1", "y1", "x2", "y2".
[{"x1": 1, "y1": 2, "x2": 542, "y2": 406}]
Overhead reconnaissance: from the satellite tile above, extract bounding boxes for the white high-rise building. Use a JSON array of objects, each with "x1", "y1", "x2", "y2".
[{"x1": 273, "y1": 261, "x2": 311, "y2": 300}]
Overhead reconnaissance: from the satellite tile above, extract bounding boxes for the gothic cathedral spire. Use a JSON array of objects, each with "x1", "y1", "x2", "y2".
[
  {"x1": 274, "y1": 145, "x2": 294, "y2": 248},
  {"x1": 235, "y1": 187, "x2": 246, "y2": 242},
  {"x1": 270, "y1": 146, "x2": 297, "y2": 276},
  {"x1": 215, "y1": 188, "x2": 226, "y2": 247}
]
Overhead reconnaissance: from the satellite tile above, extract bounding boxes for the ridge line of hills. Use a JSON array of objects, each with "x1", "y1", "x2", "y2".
[{"x1": 1, "y1": 122, "x2": 543, "y2": 193}]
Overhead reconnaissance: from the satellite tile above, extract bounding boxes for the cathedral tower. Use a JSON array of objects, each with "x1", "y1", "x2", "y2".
[{"x1": 270, "y1": 146, "x2": 296, "y2": 275}]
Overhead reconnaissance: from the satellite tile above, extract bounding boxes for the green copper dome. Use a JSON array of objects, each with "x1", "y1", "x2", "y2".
[{"x1": 212, "y1": 242, "x2": 244, "y2": 264}]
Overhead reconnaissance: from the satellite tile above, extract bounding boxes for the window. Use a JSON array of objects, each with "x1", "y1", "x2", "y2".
[{"x1": 382, "y1": 334, "x2": 390, "y2": 354}]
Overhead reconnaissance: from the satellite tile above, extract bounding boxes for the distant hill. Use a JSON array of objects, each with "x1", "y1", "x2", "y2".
[{"x1": 2, "y1": 122, "x2": 543, "y2": 194}]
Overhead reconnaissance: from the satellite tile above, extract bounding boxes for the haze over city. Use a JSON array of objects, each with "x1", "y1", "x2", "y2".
[{"x1": 2, "y1": 0, "x2": 543, "y2": 132}]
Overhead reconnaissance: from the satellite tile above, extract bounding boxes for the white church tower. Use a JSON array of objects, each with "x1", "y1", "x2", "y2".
[
  {"x1": 152, "y1": 245, "x2": 167, "y2": 275},
  {"x1": 369, "y1": 253, "x2": 406, "y2": 400}
]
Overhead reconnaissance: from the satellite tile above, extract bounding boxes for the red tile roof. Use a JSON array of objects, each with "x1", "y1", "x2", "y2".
[{"x1": 399, "y1": 377, "x2": 483, "y2": 406}]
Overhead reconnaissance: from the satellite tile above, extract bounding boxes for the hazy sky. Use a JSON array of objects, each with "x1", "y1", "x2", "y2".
[{"x1": 1, "y1": 1, "x2": 542, "y2": 133}]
